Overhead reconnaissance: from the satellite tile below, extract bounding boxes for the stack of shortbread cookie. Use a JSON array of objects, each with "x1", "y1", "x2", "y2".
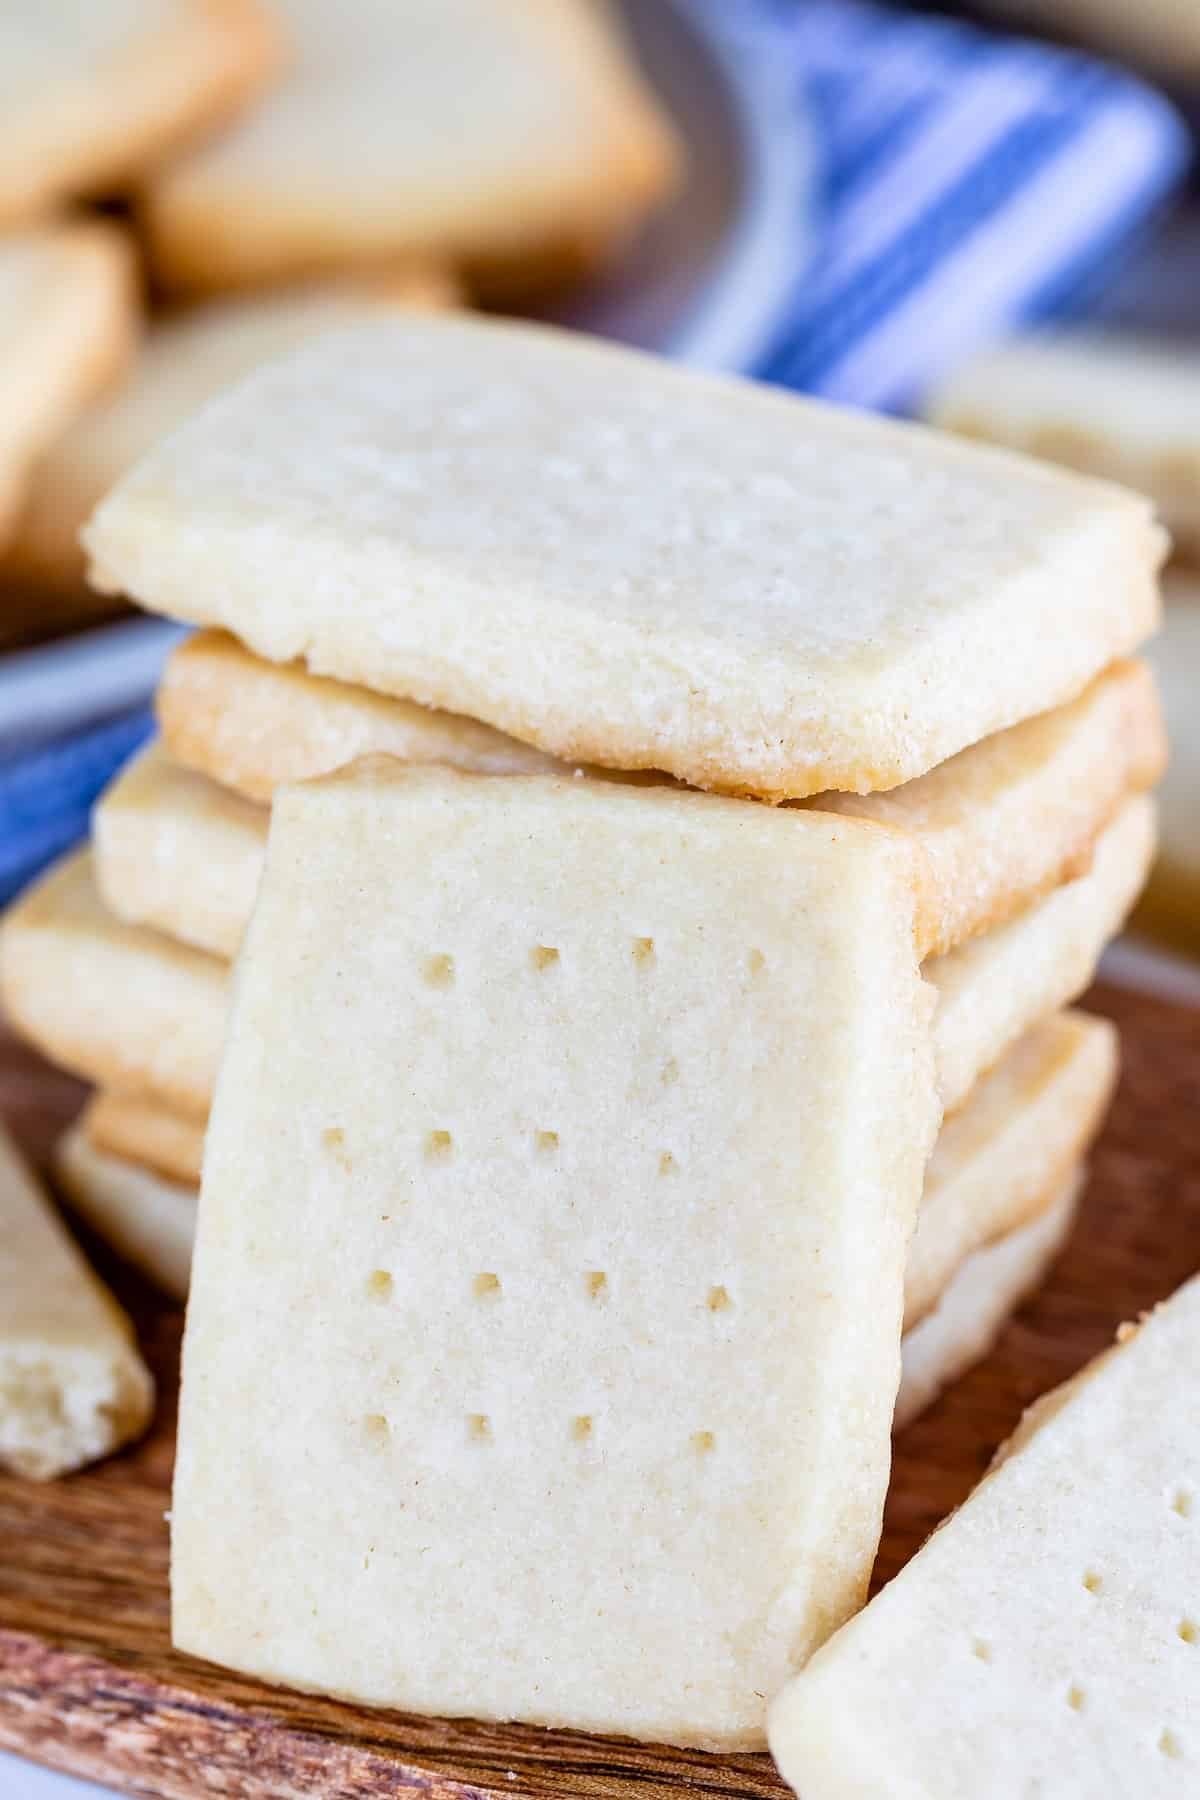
[{"x1": 0, "y1": 317, "x2": 1167, "y2": 1743}]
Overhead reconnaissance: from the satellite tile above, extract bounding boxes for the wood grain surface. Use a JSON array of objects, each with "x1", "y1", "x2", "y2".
[{"x1": 0, "y1": 979, "x2": 1197, "y2": 1798}]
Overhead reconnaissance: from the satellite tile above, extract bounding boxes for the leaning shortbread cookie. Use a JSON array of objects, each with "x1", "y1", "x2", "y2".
[
  {"x1": 55, "y1": 1125, "x2": 1078, "y2": 1431},
  {"x1": 84, "y1": 316, "x2": 1164, "y2": 801},
  {"x1": 140, "y1": 0, "x2": 680, "y2": 296},
  {"x1": 0, "y1": 0, "x2": 279, "y2": 225},
  {"x1": 769, "y1": 1269, "x2": 1200, "y2": 1799},
  {"x1": 894, "y1": 1172, "x2": 1079, "y2": 1432},
  {"x1": 0, "y1": 851, "x2": 224, "y2": 1121},
  {"x1": 0, "y1": 224, "x2": 137, "y2": 547},
  {"x1": 928, "y1": 332, "x2": 1200, "y2": 560},
  {"x1": 156, "y1": 638, "x2": 1164, "y2": 959},
  {"x1": 907, "y1": 1011, "x2": 1114, "y2": 1330},
  {"x1": 1138, "y1": 575, "x2": 1200, "y2": 947},
  {"x1": 0, "y1": 1119, "x2": 152, "y2": 1479},
  {"x1": 172, "y1": 760, "x2": 938, "y2": 1748},
  {"x1": 5, "y1": 274, "x2": 456, "y2": 600},
  {"x1": 56, "y1": 1122, "x2": 194, "y2": 1304}
]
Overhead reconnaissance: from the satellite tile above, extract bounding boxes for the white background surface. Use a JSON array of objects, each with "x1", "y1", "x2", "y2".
[{"x1": 0, "y1": 1755, "x2": 115, "y2": 1795}]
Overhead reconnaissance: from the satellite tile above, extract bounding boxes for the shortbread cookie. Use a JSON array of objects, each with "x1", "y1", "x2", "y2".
[
  {"x1": 0, "y1": 851, "x2": 224, "y2": 1120},
  {"x1": 929, "y1": 331, "x2": 1200, "y2": 560},
  {"x1": 83, "y1": 316, "x2": 1164, "y2": 801},
  {"x1": 56, "y1": 1121, "x2": 194, "y2": 1303},
  {"x1": 0, "y1": 1118, "x2": 152, "y2": 1479},
  {"x1": 895, "y1": 1173, "x2": 1079, "y2": 1433},
  {"x1": 0, "y1": 224, "x2": 138, "y2": 547},
  {"x1": 83, "y1": 1090, "x2": 206, "y2": 1190},
  {"x1": 140, "y1": 0, "x2": 680, "y2": 296},
  {"x1": 0, "y1": 0, "x2": 279, "y2": 225},
  {"x1": 172, "y1": 760, "x2": 938, "y2": 1749},
  {"x1": 1138, "y1": 575, "x2": 1200, "y2": 948},
  {"x1": 770, "y1": 1269, "x2": 1200, "y2": 1799},
  {"x1": 6, "y1": 273, "x2": 456, "y2": 600},
  {"x1": 931, "y1": 796, "x2": 1152, "y2": 1114},
  {"x1": 157, "y1": 637, "x2": 1163, "y2": 959},
  {"x1": 907, "y1": 1011, "x2": 1115, "y2": 1330}
]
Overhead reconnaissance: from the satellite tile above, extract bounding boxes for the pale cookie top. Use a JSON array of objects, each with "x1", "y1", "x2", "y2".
[
  {"x1": 85, "y1": 317, "x2": 1163, "y2": 800},
  {"x1": 769, "y1": 1271, "x2": 1200, "y2": 1799},
  {"x1": 140, "y1": 0, "x2": 680, "y2": 293}
]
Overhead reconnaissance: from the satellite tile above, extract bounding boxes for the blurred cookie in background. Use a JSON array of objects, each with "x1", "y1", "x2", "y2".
[
  {"x1": 0, "y1": 223, "x2": 138, "y2": 567},
  {"x1": 139, "y1": 0, "x2": 682, "y2": 300},
  {"x1": 1, "y1": 267, "x2": 456, "y2": 638},
  {"x1": 1137, "y1": 572, "x2": 1200, "y2": 951},
  {"x1": 977, "y1": 0, "x2": 1200, "y2": 77},
  {"x1": 0, "y1": 0, "x2": 281, "y2": 226},
  {"x1": 927, "y1": 332, "x2": 1200, "y2": 562}
]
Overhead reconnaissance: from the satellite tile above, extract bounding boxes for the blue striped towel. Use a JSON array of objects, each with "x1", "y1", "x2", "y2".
[
  {"x1": 0, "y1": 0, "x2": 1189, "y2": 906},
  {"x1": 692, "y1": 0, "x2": 1189, "y2": 410}
]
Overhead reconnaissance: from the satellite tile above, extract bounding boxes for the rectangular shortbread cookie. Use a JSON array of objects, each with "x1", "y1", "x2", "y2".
[
  {"x1": 769, "y1": 1269, "x2": 1200, "y2": 1798},
  {"x1": 83, "y1": 315, "x2": 1164, "y2": 801},
  {"x1": 0, "y1": 224, "x2": 137, "y2": 548},
  {"x1": 56, "y1": 1121, "x2": 195, "y2": 1304},
  {"x1": 928, "y1": 331, "x2": 1200, "y2": 560},
  {"x1": 138, "y1": 0, "x2": 680, "y2": 297},
  {"x1": 172, "y1": 761, "x2": 938, "y2": 1748},
  {"x1": 894, "y1": 1171, "x2": 1079, "y2": 1432},
  {"x1": 55, "y1": 1123, "x2": 1079, "y2": 1432},
  {"x1": 5, "y1": 274, "x2": 457, "y2": 600},
  {"x1": 85, "y1": 1009, "x2": 1098, "y2": 1337},
  {"x1": 0, "y1": 0, "x2": 279, "y2": 225},
  {"x1": 0, "y1": 1118, "x2": 152, "y2": 1479},
  {"x1": 155, "y1": 636, "x2": 1164, "y2": 960}
]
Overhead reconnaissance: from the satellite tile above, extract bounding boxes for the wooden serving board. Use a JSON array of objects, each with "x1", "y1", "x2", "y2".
[{"x1": 1, "y1": 978, "x2": 1198, "y2": 1799}]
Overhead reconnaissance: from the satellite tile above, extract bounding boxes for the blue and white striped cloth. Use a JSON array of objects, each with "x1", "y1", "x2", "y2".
[
  {"x1": 0, "y1": 0, "x2": 1189, "y2": 905},
  {"x1": 696, "y1": 0, "x2": 1188, "y2": 410}
]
